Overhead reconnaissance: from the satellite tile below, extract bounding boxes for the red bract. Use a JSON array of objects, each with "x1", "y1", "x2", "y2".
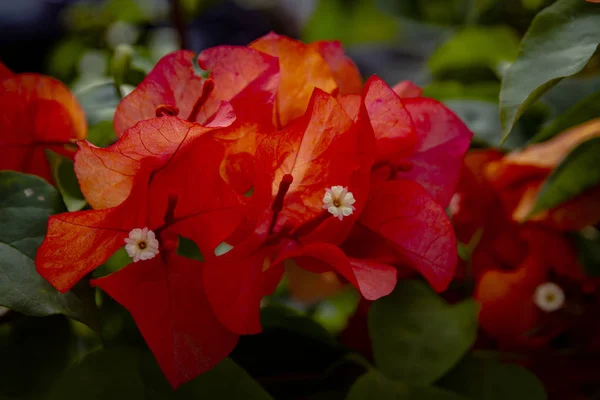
[
  {"x1": 364, "y1": 76, "x2": 472, "y2": 208},
  {"x1": 0, "y1": 62, "x2": 86, "y2": 183},
  {"x1": 333, "y1": 77, "x2": 465, "y2": 293},
  {"x1": 36, "y1": 115, "x2": 244, "y2": 388},
  {"x1": 91, "y1": 253, "x2": 238, "y2": 388},
  {"x1": 113, "y1": 47, "x2": 280, "y2": 193},
  {"x1": 452, "y1": 151, "x2": 595, "y2": 350},
  {"x1": 203, "y1": 88, "x2": 399, "y2": 335},
  {"x1": 113, "y1": 48, "x2": 278, "y2": 135}
]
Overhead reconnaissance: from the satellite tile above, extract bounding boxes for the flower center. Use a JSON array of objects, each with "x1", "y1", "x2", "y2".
[
  {"x1": 322, "y1": 185, "x2": 356, "y2": 221},
  {"x1": 533, "y1": 282, "x2": 565, "y2": 312},
  {"x1": 125, "y1": 227, "x2": 160, "y2": 262}
]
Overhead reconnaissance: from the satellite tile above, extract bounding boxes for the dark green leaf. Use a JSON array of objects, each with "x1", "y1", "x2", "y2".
[
  {"x1": 261, "y1": 304, "x2": 339, "y2": 347},
  {"x1": 47, "y1": 347, "x2": 146, "y2": 400},
  {"x1": 574, "y1": 228, "x2": 600, "y2": 277},
  {"x1": 541, "y1": 75, "x2": 600, "y2": 117},
  {"x1": 46, "y1": 150, "x2": 87, "y2": 212},
  {"x1": 0, "y1": 172, "x2": 97, "y2": 327},
  {"x1": 428, "y1": 27, "x2": 519, "y2": 78},
  {"x1": 529, "y1": 137, "x2": 600, "y2": 216},
  {"x1": 346, "y1": 370, "x2": 468, "y2": 400},
  {"x1": 173, "y1": 358, "x2": 274, "y2": 399},
  {"x1": 0, "y1": 316, "x2": 75, "y2": 398},
  {"x1": 531, "y1": 91, "x2": 600, "y2": 143},
  {"x1": 48, "y1": 347, "x2": 273, "y2": 399},
  {"x1": 499, "y1": 0, "x2": 600, "y2": 140},
  {"x1": 438, "y1": 355, "x2": 547, "y2": 400},
  {"x1": 444, "y1": 100, "x2": 503, "y2": 146},
  {"x1": 369, "y1": 280, "x2": 478, "y2": 384},
  {"x1": 176, "y1": 235, "x2": 204, "y2": 262}
]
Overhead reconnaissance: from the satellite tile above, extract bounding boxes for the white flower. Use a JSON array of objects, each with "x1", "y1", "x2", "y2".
[
  {"x1": 124, "y1": 227, "x2": 159, "y2": 262},
  {"x1": 322, "y1": 185, "x2": 356, "y2": 221},
  {"x1": 533, "y1": 282, "x2": 565, "y2": 312}
]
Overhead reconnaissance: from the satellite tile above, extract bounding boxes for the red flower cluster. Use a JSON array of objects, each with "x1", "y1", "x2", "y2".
[
  {"x1": 19, "y1": 33, "x2": 471, "y2": 387},
  {"x1": 451, "y1": 120, "x2": 600, "y2": 351},
  {"x1": 0, "y1": 62, "x2": 86, "y2": 183}
]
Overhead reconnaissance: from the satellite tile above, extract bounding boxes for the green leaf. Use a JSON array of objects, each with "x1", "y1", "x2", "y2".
[
  {"x1": 87, "y1": 120, "x2": 117, "y2": 147},
  {"x1": 47, "y1": 347, "x2": 146, "y2": 400},
  {"x1": 0, "y1": 316, "x2": 75, "y2": 399},
  {"x1": 499, "y1": 0, "x2": 600, "y2": 140},
  {"x1": 176, "y1": 235, "x2": 204, "y2": 262},
  {"x1": 74, "y1": 78, "x2": 121, "y2": 125},
  {"x1": 48, "y1": 347, "x2": 273, "y2": 399},
  {"x1": 574, "y1": 228, "x2": 600, "y2": 277},
  {"x1": 428, "y1": 26, "x2": 520, "y2": 78},
  {"x1": 529, "y1": 137, "x2": 600, "y2": 216},
  {"x1": 313, "y1": 287, "x2": 360, "y2": 335},
  {"x1": 46, "y1": 150, "x2": 87, "y2": 212},
  {"x1": 443, "y1": 100, "x2": 503, "y2": 146},
  {"x1": 93, "y1": 247, "x2": 131, "y2": 278},
  {"x1": 375, "y1": 0, "x2": 477, "y2": 26},
  {"x1": 423, "y1": 81, "x2": 500, "y2": 102},
  {"x1": 531, "y1": 91, "x2": 600, "y2": 144},
  {"x1": 346, "y1": 370, "x2": 468, "y2": 400},
  {"x1": 111, "y1": 44, "x2": 134, "y2": 95},
  {"x1": 172, "y1": 358, "x2": 274, "y2": 399},
  {"x1": 304, "y1": 0, "x2": 398, "y2": 45},
  {"x1": 369, "y1": 280, "x2": 478, "y2": 384},
  {"x1": 438, "y1": 355, "x2": 547, "y2": 400},
  {"x1": 0, "y1": 172, "x2": 98, "y2": 327}
]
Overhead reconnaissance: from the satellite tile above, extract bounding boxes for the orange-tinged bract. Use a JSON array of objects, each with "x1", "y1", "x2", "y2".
[
  {"x1": 0, "y1": 62, "x2": 86, "y2": 183},
  {"x1": 250, "y1": 33, "x2": 338, "y2": 126},
  {"x1": 486, "y1": 118, "x2": 600, "y2": 230},
  {"x1": 452, "y1": 148, "x2": 599, "y2": 351},
  {"x1": 36, "y1": 117, "x2": 245, "y2": 388}
]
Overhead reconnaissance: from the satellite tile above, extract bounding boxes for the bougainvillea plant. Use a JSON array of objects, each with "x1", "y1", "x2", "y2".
[
  {"x1": 22, "y1": 33, "x2": 472, "y2": 387},
  {"x1": 3, "y1": 0, "x2": 600, "y2": 398}
]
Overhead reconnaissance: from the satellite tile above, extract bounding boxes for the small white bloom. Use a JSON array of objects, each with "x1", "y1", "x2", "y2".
[
  {"x1": 533, "y1": 282, "x2": 565, "y2": 312},
  {"x1": 124, "y1": 227, "x2": 159, "y2": 262},
  {"x1": 23, "y1": 188, "x2": 34, "y2": 197},
  {"x1": 322, "y1": 185, "x2": 356, "y2": 221},
  {"x1": 37, "y1": 195, "x2": 45, "y2": 201}
]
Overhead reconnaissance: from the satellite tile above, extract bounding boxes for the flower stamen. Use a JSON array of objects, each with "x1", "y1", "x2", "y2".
[
  {"x1": 322, "y1": 185, "x2": 356, "y2": 221},
  {"x1": 125, "y1": 227, "x2": 159, "y2": 262}
]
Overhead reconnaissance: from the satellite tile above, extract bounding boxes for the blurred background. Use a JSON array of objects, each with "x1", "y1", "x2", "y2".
[{"x1": 4, "y1": 0, "x2": 598, "y2": 151}]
